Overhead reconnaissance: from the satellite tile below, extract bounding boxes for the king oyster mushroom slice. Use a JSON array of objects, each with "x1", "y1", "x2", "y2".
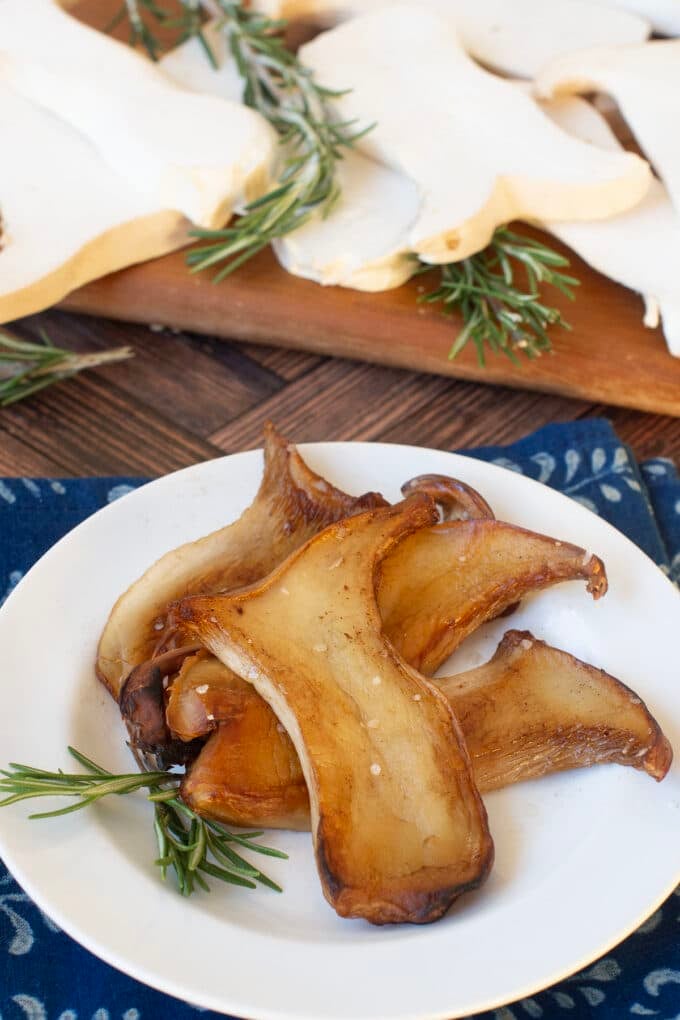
[
  {"x1": 169, "y1": 516, "x2": 609, "y2": 819},
  {"x1": 178, "y1": 629, "x2": 672, "y2": 832},
  {"x1": 96, "y1": 423, "x2": 387, "y2": 702},
  {"x1": 297, "y1": 5, "x2": 650, "y2": 264},
  {"x1": 401, "y1": 474, "x2": 495, "y2": 521},
  {"x1": 250, "y1": 0, "x2": 650, "y2": 79},
  {"x1": 538, "y1": 95, "x2": 680, "y2": 357},
  {"x1": 178, "y1": 496, "x2": 494, "y2": 925},
  {"x1": 437, "y1": 630, "x2": 672, "y2": 789},
  {"x1": 535, "y1": 40, "x2": 680, "y2": 213},
  {"x1": 378, "y1": 519, "x2": 606, "y2": 676},
  {"x1": 0, "y1": 0, "x2": 278, "y2": 229}
]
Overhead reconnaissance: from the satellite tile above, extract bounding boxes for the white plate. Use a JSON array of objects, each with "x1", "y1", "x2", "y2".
[{"x1": 0, "y1": 443, "x2": 679, "y2": 1020}]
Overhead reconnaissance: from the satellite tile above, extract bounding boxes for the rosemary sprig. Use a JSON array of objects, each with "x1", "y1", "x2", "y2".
[
  {"x1": 0, "y1": 330, "x2": 133, "y2": 407},
  {"x1": 419, "y1": 229, "x2": 579, "y2": 364},
  {"x1": 0, "y1": 747, "x2": 287, "y2": 897}
]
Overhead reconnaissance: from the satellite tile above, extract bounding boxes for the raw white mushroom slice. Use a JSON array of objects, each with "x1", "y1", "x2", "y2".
[
  {"x1": 159, "y1": 21, "x2": 244, "y2": 104},
  {"x1": 589, "y1": 0, "x2": 680, "y2": 35},
  {"x1": 300, "y1": 6, "x2": 650, "y2": 264},
  {"x1": 536, "y1": 41, "x2": 680, "y2": 212},
  {"x1": 0, "y1": 0, "x2": 277, "y2": 228},
  {"x1": 252, "y1": 0, "x2": 649, "y2": 78},
  {"x1": 272, "y1": 153, "x2": 419, "y2": 291},
  {"x1": 540, "y1": 97, "x2": 680, "y2": 357},
  {"x1": 155, "y1": 16, "x2": 419, "y2": 290},
  {"x1": 0, "y1": 84, "x2": 190, "y2": 325}
]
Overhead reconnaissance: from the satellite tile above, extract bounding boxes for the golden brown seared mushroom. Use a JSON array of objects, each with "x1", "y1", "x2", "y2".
[
  {"x1": 438, "y1": 630, "x2": 672, "y2": 789},
  {"x1": 178, "y1": 630, "x2": 672, "y2": 832},
  {"x1": 178, "y1": 497, "x2": 494, "y2": 926},
  {"x1": 96, "y1": 423, "x2": 387, "y2": 701},
  {"x1": 402, "y1": 473, "x2": 495, "y2": 521},
  {"x1": 118, "y1": 644, "x2": 202, "y2": 769},
  {"x1": 173, "y1": 517, "x2": 610, "y2": 825},
  {"x1": 378, "y1": 519, "x2": 607, "y2": 675}
]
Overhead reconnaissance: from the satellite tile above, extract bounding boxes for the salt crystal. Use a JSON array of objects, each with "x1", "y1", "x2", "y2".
[
  {"x1": 371, "y1": 675, "x2": 381, "y2": 686},
  {"x1": 153, "y1": 619, "x2": 164, "y2": 631},
  {"x1": 195, "y1": 684, "x2": 209, "y2": 695},
  {"x1": 520, "y1": 639, "x2": 533, "y2": 651},
  {"x1": 314, "y1": 643, "x2": 328, "y2": 653},
  {"x1": 280, "y1": 587, "x2": 290, "y2": 596},
  {"x1": 206, "y1": 713, "x2": 215, "y2": 722},
  {"x1": 367, "y1": 718, "x2": 379, "y2": 729},
  {"x1": 413, "y1": 693, "x2": 422, "y2": 702},
  {"x1": 370, "y1": 763, "x2": 382, "y2": 776},
  {"x1": 328, "y1": 556, "x2": 344, "y2": 571}
]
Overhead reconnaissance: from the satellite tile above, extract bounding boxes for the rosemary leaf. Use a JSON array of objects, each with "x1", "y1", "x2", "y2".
[
  {"x1": 0, "y1": 747, "x2": 287, "y2": 897},
  {"x1": 0, "y1": 330, "x2": 133, "y2": 408},
  {"x1": 419, "y1": 229, "x2": 579, "y2": 363}
]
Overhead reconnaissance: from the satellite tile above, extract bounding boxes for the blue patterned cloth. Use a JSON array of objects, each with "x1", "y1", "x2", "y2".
[{"x1": 1, "y1": 418, "x2": 679, "y2": 1020}]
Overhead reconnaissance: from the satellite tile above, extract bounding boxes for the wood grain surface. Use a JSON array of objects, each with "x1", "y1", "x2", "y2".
[
  {"x1": 63, "y1": 239, "x2": 680, "y2": 419},
  {"x1": 2, "y1": 310, "x2": 679, "y2": 478}
]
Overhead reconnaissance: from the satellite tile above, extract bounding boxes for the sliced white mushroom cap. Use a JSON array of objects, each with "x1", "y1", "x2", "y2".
[
  {"x1": 159, "y1": 21, "x2": 245, "y2": 104},
  {"x1": 540, "y1": 96, "x2": 680, "y2": 357},
  {"x1": 0, "y1": 0, "x2": 277, "y2": 228},
  {"x1": 250, "y1": 0, "x2": 650, "y2": 78},
  {"x1": 536, "y1": 41, "x2": 680, "y2": 214},
  {"x1": 299, "y1": 6, "x2": 651, "y2": 264},
  {"x1": 0, "y1": 83, "x2": 190, "y2": 324}
]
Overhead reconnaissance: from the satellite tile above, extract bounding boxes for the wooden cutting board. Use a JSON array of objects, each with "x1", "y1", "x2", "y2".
[
  {"x1": 63, "y1": 237, "x2": 680, "y2": 417},
  {"x1": 61, "y1": 0, "x2": 680, "y2": 418}
]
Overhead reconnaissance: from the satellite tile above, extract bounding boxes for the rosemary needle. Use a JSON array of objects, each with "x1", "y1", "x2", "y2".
[
  {"x1": 0, "y1": 747, "x2": 287, "y2": 898},
  {"x1": 0, "y1": 330, "x2": 133, "y2": 408}
]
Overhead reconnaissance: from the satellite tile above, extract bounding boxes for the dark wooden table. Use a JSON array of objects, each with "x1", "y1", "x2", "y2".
[{"x1": 2, "y1": 309, "x2": 679, "y2": 476}]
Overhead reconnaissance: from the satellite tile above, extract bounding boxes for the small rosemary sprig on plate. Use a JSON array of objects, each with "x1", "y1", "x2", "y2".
[
  {"x1": 0, "y1": 330, "x2": 133, "y2": 408},
  {"x1": 419, "y1": 229, "x2": 579, "y2": 364},
  {"x1": 0, "y1": 747, "x2": 286, "y2": 897}
]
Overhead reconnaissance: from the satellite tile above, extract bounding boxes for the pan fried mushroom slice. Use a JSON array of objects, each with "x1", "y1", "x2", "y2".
[
  {"x1": 166, "y1": 651, "x2": 250, "y2": 743},
  {"x1": 182, "y1": 704, "x2": 310, "y2": 832},
  {"x1": 96, "y1": 423, "x2": 387, "y2": 700},
  {"x1": 178, "y1": 497, "x2": 493, "y2": 925},
  {"x1": 170, "y1": 657, "x2": 310, "y2": 829},
  {"x1": 401, "y1": 474, "x2": 495, "y2": 521},
  {"x1": 179, "y1": 628, "x2": 671, "y2": 831},
  {"x1": 439, "y1": 630, "x2": 673, "y2": 788},
  {"x1": 119, "y1": 645, "x2": 203, "y2": 769},
  {"x1": 378, "y1": 520, "x2": 607, "y2": 676}
]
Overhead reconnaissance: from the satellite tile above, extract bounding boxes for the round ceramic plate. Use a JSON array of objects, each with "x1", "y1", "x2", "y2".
[{"x1": 0, "y1": 444, "x2": 678, "y2": 1020}]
